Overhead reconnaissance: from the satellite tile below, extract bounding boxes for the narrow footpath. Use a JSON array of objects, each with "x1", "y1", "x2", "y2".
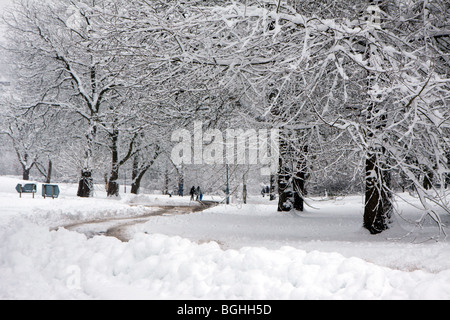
[{"x1": 61, "y1": 201, "x2": 219, "y2": 242}]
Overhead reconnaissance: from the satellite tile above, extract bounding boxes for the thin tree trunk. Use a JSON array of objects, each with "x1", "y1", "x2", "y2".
[
  {"x1": 269, "y1": 174, "x2": 276, "y2": 201},
  {"x1": 78, "y1": 123, "x2": 96, "y2": 198},
  {"x1": 107, "y1": 129, "x2": 120, "y2": 197},
  {"x1": 277, "y1": 134, "x2": 292, "y2": 212},
  {"x1": 163, "y1": 168, "x2": 169, "y2": 195},
  {"x1": 242, "y1": 172, "x2": 247, "y2": 204},
  {"x1": 177, "y1": 168, "x2": 184, "y2": 197},
  {"x1": 46, "y1": 160, "x2": 52, "y2": 184},
  {"x1": 293, "y1": 146, "x2": 308, "y2": 212},
  {"x1": 131, "y1": 155, "x2": 140, "y2": 194}
]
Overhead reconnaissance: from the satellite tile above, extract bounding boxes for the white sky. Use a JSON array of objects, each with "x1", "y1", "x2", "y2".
[
  {"x1": 0, "y1": 0, "x2": 12, "y2": 77},
  {"x1": 0, "y1": 0, "x2": 12, "y2": 10}
]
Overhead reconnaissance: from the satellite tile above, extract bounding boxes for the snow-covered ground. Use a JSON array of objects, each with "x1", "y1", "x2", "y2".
[{"x1": 1, "y1": 175, "x2": 450, "y2": 300}]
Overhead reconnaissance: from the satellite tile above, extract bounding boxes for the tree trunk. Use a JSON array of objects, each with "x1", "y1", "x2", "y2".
[
  {"x1": 21, "y1": 153, "x2": 32, "y2": 180},
  {"x1": 293, "y1": 146, "x2": 308, "y2": 211},
  {"x1": 269, "y1": 174, "x2": 276, "y2": 201},
  {"x1": 163, "y1": 168, "x2": 169, "y2": 195},
  {"x1": 131, "y1": 181, "x2": 140, "y2": 195},
  {"x1": 363, "y1": 152, "x2": 392, "y2": 234},
  {"x1": 277, "y1": 131, "x2": 307, "y2": 212},
  {"x1": 131, "y1": 155, "x2": 140, "y2": 194},
  {"x1": 107, "y1": 129, "x2": 120, "y2": 197},
  {"x1": 131, "y1": 170, "x2": 147, "y2": 195},
  {"x1": 107, "y1": 174, "x2": 119, "y2": 197},
  {"x1": 423, "y1": 167, "x2": 433, "y2": 190},
  {"x1": 22, "y1": 168, "x2": 30, "y2": 181},
  {"x1": 277, "y1": 138, "x2": 292, "y2": 212},
  {"x1": 178, "y1": 171, "x2": 184, "y2": 197},
  {"x1": 45, "y1": 160, "x2": 52, "y2": 184},
  {"x1": 77, "y1": 170, "x2": 93, "y2": 198},
  {"x1": 446, "y1": 152, "x2": 450, "y2": 189},
  {"x1": 242, "y1": 172, "x2": 247, "y2": 204},
  {"x1": 130, "y1": 147, "x2": 160, "y2": 195},
  {"x1": 78, "y1": 122, "x2": 96, "y2": 198}
]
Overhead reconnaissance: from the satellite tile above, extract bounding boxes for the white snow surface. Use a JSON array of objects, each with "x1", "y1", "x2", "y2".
[{"x1": 1, "y1": 176, "x2": 450, "y2": 300}]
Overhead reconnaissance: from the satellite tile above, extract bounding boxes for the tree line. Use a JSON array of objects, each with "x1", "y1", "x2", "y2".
[{"x1": 0, "y1": 0, "x2": 448, "y2": 235}]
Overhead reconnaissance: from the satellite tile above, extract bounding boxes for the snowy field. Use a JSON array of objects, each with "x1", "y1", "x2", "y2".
[{"x1": 1, "y1": 176, "x2": 450, "y2": 300}]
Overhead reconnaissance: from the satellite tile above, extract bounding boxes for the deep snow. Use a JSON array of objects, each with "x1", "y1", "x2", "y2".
[{"x1": 0, "y1": 176, "x2": 450, "y2": 300}]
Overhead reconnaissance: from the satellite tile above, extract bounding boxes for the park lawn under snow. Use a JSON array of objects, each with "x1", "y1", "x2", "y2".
[{"x1": 0, "y1": 176, "x2": 450, "y2": 300}]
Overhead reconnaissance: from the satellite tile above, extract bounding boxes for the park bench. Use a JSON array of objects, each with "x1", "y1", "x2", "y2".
[
  {"x1": 42, "y1": 184, "x2": 60, "y2": 199},
  {"x1": 15, "y1": 183, "x2": 37, "y2": 198}
]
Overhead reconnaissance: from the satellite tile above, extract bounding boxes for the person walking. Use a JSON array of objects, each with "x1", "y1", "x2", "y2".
[
  {"x1": 196, "y1": 186, "x2": 201, "y2": 201},
  {"x1": 190, "y1": 186, "x2": 196, "y2": 201},
  {"x1": 197, "y1": 186, "x2": 203, "y2": 201}
]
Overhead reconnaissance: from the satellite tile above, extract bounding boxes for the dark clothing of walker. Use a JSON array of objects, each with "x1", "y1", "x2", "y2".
[{"x1": 190, "y1": 186, "x2": 196, "y2": 201}]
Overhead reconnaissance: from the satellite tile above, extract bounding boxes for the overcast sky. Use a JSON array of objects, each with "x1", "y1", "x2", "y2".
[
  {"x1": 0, "y1": 0, "x2": 11, "y2": 76},
  {"x1": 0, "y1": 0, "x2": 12, "y2": 10}
]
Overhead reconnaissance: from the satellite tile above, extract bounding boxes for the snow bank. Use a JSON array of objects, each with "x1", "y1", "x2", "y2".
[
  {"x1": 1, "y1": 176, "x2": 450, "y2": 300},
  {"x1": 137, "y1": 200, "x2": 450, "y2": 274},
  {"x1": 1, "y1": 221, "x2": 450, "y2": 300},
  {"x1": 0, "y1": 176, "x2": 157, "y2": 227}
]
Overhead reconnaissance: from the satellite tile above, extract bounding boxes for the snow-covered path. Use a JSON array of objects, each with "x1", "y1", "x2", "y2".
[{"x1": 62, "y1": 202, "x2": 219, "y2": 242}]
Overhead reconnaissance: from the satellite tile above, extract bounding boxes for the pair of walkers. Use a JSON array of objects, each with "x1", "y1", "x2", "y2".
[{"x1": 190, "y1": 186, "x2": 203, "y2": 201}]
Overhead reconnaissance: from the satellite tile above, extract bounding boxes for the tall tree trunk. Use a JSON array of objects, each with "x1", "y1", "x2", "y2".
[
  {"x1": 363, "y1": 4, "x2": 393, "y2": 233},
  {"x1": 293, "y1": 146, "x2": 308, "y2": 211},
  {"x1": 177, "y1": 168, "x2": 184, "y2": 197},
  {"x1": 242, "y1": 172, "x2": 247, "y2": 204},
  {"x1": 45, "y1": 160, "x2": 52, "y2": 184},
  {"x1": 278, "y1": 132, "x2": 292, "y2": 211},
  {"x1": 446, "y1": 152, "x2": 450, "y2": 189},
  {"x1": 107, "y1": 129, "x2": 120, "y2": 197},
  {"x1": 278, "y1": 130, "x2": 308, "y2": 212},
  {"x1": 131, "y1": 155, "x2": 140, "y2": 194},
  {"x1": 269, "y1": 174, "x2": 276, "y2": 201},
  {"x1": 163, "y1": 168, "x2": 169, "y2": 195},
  {"x1": 364, "y1": 152, "x2": 392, "y2": 234},
  {"x1": 78, "y1": 123, "x2": 96, "y2": 198}
]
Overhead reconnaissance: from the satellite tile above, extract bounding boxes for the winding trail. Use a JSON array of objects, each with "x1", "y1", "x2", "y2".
[{"x1": 61, "y1": 201, "x2": 219, "y2": 242}]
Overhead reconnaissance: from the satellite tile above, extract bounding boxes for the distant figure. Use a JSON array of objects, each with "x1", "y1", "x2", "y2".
[
  {"x1": 196, "y1": 186, "x2": 201, "y2": 201},
  {"x1": 197, "y1": 186, "x2": 203, "y2": 201},
  {"x1": 190, "y1": 186, "x2": 196, "y2": 201},
  {"x1": 261, "y1": 186, "x2": 270, "y2": 197}
]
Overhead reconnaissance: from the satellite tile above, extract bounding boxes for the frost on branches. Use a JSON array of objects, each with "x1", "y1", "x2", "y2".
[{"x1": 0, "y1": 0, "x2": 448, "y2": 235}]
